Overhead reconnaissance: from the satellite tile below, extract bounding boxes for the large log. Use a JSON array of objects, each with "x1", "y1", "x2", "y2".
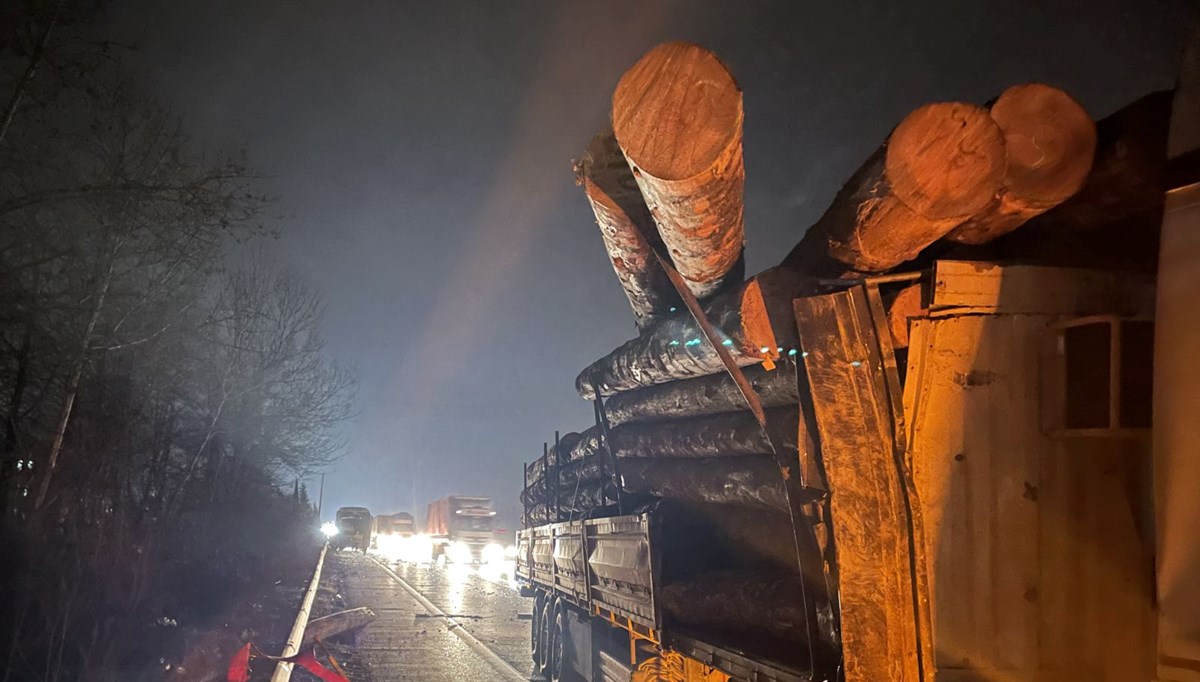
[
  {"x1": 576, "y1": 266, "x2": 805, "y2": 399},
  {"x1": 947, "y1": 84, "x2": 1096, "y2": 244},
  {"x1": 612, "y1": 42, "x2": 746, "y2": 299},
  {"x1": 604, "y1": 359, "x2": 800, "y2": 426},
  {"x1": 947, "y1": 91, "x2": 1172, "y2": 271},
  {"x1": 821, "y1": 103, "x2": 1006, "y2": 272},
  {"x1": 618, "y1": 455, "x2": 800, "y2": 511},
  {"x1": 577, "y1": 128, "x2": 681, "y2": 330},
  {"x1": 568, "y1": 408, "x2": 799, "y2": 461}
]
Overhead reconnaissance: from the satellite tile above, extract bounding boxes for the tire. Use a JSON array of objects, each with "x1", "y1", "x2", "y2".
[
  {"x1": 537, "y1": 599, "x2": 555, "y2": 675},
  {"x1": 531, "y1": 593, "x2": 543, "y2": 664},
  {"x1": 549, "y1": 609, "x2": 569, "y2": 682}
]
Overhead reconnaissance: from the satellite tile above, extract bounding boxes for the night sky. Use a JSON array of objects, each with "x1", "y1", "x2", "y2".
[{"x1": 104, "y1": 0, "x2": 1197, "y2": 523}]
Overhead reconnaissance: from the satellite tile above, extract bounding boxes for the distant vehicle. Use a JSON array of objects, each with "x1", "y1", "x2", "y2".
[
  {"x1": 425, "y1": 496, "x2": 495, "y2": 563},
  {"x1": 372, "y1": 512, "x2": 415, "y2": 540},
  {"x1": 333, "y1": 506, "x2": 372, "y2": 552}
]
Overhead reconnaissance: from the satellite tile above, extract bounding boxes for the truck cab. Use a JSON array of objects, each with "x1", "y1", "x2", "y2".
[
  {"x1": 333, "y1": 506, "x2": 372, "y2": 553},
  {"x1": 426, "y1": 496, "x2": 496, "y2": 563}
]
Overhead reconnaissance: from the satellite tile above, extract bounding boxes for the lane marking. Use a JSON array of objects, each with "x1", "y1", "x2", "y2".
[{"x1": 366, "y1": 555, "x2": 527, "y2": 682}]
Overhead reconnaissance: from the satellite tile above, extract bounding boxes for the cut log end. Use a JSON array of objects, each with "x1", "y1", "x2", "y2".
[
  {"x1": 989, "y1": 83, "x2": 1096, "y2": 205},
  {"x1": 944, "y1": 84, "x2": 1097, "y2": 245},
  {"x1": 886, "y1": 102, "x2": 1006, "y2": 220},
  {"x1": 612, "y1": 42, "x2": 743, "y2": 181}
]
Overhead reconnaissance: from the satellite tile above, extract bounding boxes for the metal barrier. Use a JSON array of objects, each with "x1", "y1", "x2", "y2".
[{"x1": 270, "y1": 542, "x2": 329, "y2": 682}]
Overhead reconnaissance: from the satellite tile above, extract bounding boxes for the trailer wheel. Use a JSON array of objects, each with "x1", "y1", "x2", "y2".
[
  {"x1": 536, "y1": 599, "x2": 554, "y2": 674},
  {"x1": 549, "y1": 609, "x2": 569, "y2": 682},
  {"x1": 531, "y1": 593, "x2": 543, "y2": 663}
]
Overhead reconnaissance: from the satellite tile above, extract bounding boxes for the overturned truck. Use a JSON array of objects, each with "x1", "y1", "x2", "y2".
[{"x1": 516, "y1": 37, "x2": 1200, "y2": 682}]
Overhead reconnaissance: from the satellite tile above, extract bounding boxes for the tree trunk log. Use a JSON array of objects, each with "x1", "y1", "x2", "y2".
[
  {"x1": 604, "y1": 359, "x2": 800, "y2": 427},
  {"x1": 618, "y1": 455, "x2": 797, "y2": 511},
  {"x1": 576, "y1": 266, "x2": 805, "y2": 399},
  {"x1": 569, "y1": 408, "x2": 798, "y2": 461},
  {"x1": 822, "y1": 102, "x2": 1006, "y2": 272},
  {"x1": 612, "y1": 42, "x2": 745, "y2": 299},
  {"x1": 577, "y1": 128, "x2": 681, "y2": 330},
  {"x1": 947, "y1": 84, "x2": 1096, "y2": 244}
]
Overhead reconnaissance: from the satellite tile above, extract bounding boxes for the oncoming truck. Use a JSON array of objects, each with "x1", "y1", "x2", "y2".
[
  {"x1": 515, "y1": 37, "x2": 1200, "y2": 682},
  {"x1": 425, "y1": 496, "x2": 496, "y2": 563},
  {"x1": 333, "y1": 506, "x2": 372, "y2": 553}
]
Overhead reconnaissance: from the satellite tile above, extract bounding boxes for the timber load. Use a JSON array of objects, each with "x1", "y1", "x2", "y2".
[{"x1": 522, "y1": 39, "x2": 1170, "y2": 674}]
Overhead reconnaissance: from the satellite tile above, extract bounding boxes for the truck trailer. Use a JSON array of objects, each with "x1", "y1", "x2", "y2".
[{"x1": 515, "y1": 36, "x2": 1200, "y2": 682}]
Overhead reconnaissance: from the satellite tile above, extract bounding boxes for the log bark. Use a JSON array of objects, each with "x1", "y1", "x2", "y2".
[
  {"x1": 823, "y1": 103, "x2": 1006, "y2": 272},
  {"x1": 886, "y1": 284, "x2": 926, "y2": 350},
  {"x1": 618, "y1": 455, "x2": 796, "y2": 511},
  {"x1": 661, "y1": 571, "x2": 815, "y2": 643},
  {"x1": 604, "y1": 359, "x2": 800, "y2": 427},
  {"x1": 576, "y1": 266, "x2": 805, "y2": 399},
  {"x1": 612, "y1": 42, "x2": 745, "y2": 299},
  {"x1": 569, "y1": 408, "x2": 798, "y2": 461},
  {"x1": 577, "y1": 128, "x2": 681, "y2": 330},
  {"x1": 526, "y1": 432, "x2": 583, "y2": 485},
  {"x1": 947, "y1": 84, "x2": 1097, "y2": 244}
]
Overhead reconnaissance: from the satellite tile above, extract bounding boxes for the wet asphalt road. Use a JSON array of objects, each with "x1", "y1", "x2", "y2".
[{"x1": 321, "y1": 550, "x2": 536, "y2": 681}]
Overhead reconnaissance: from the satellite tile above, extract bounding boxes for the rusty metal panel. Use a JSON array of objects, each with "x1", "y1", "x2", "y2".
[
  {"x1": 930, "y1": 260, "x2": 1153, "y2": 317},
  {"x1": 793, "y1": 288, "x2": 925, "y2": 682}
]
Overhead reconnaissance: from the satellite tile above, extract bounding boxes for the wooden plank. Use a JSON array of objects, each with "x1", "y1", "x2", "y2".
[
  {"x1": 794, "y1": 289, "x2": 924, "y2": 682},
  {"x1": 929, "y1": 261, "x2": 1154, "y2": 317}
]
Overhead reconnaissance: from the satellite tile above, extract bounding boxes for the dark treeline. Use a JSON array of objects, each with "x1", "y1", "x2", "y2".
[{"x1": 0, "y1": 2, "x2": 355, "y2": 679}]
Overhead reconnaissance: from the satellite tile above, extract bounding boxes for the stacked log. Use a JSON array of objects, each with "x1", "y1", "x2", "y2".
[{"x1": 576, "y1": 266, "x2": 804, "y2": 398}]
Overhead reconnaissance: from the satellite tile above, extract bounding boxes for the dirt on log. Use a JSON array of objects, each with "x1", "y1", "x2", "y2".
[
  {"x1": 576, "y1": 266, "x2": 806, "y2": 399},
  {"x1": 604, "y1": 359, "x2": 800, "y2": 426},
  {"x1": 817, "y1": 102, "x2": 1006, "y2": 272},
  {"x1": 577, "y1": 128, "x2": 681, "y2": 330},
  {"x1": 947, "y1": 84, "x2": 1097, "y2": 244},
  {"x1": 612, "y1": 41, "x2": 745, "y2": 299}
]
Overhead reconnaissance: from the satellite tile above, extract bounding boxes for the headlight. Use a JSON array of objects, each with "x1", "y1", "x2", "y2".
[
  {"x1": 320, "y1": 522, "x2": 338, "y2": 538},
  {"x1": 482, "y1": 543, "x2": 505, "y2": 564},
  {"x1": 447, "y1": 541, "x2": 473, "y2": 564}
]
